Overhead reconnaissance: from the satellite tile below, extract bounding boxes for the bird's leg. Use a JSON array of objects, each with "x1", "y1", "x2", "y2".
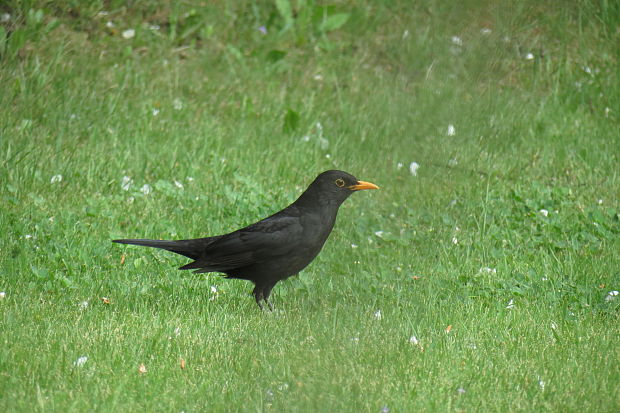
[
  {"x1": 252, "y1": 285, "x2": 266, "y2": 311},
  {"x1": 262, "y1": 283, "x2": 275, "y2": 312}
]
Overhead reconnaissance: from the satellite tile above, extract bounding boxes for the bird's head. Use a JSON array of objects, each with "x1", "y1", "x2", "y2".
[{"x1": 298, "y1": 170, "x2": 379, "y2": 207}]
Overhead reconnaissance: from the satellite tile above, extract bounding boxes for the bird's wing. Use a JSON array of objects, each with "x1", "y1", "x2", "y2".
[{"x1": 179, "y1": 212, "x2": 304, "y2": 272}]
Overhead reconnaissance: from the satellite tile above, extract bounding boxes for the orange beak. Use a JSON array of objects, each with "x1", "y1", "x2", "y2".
[{"x1": 348, "y1": 180, "x2": 380, "y2": 191}]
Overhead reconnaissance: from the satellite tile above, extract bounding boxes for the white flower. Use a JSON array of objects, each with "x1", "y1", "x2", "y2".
[
  {"x1": 174, "y1": 180, "x2": 184, "y2": 189},
  {"x1": 210, "y1": 286, "x2": 218, "y2": 294},
  {"x1": 538, "y1": 376, "x2": 545, "y2": 390},
  {"x1": 525, "y1": 53, "x2": 534, "y2": 60},
  {"x1": 605, "y1": 291, "x2": 619, "y2": 302},
  {"x1": 173, "y1": 98, "x2": 183, "y2": 110},
  {"x1": 409, "y1": 335, "x2": 419, "y2": 345},
  {"x1": 539, "y1": 209, "x2": 549, "y2": 217},
  {"x1": 374, "y1": 231, "x2": 384, "y2": 238},
  {"x1": 313, "y1": 74, "x2": 323, "y2": 81},
  {"x1": 452, "y1": 237, "x2": 458, "y2": 245},
  {"x1": 402, "y1": 29, "x2": 410, "y2": 39},
  {"x1": 0, "y1": 292, "x2": 5, "y2": 299},
  {"x1": 79, "y1": 301, "x2": 89, "y2": 309},
  {"x1": 480, "y1": 28, "x2": 492, "y2": 35},
  {"x1": 174, "y1": 327, "x2": 181, "y2": 336},
  {"x1": 105, "y1": 21, "x2": 115, "y2": 28},
  {"x1": 325, "y1": 154, "x2": 331, "y2": 159},
  {"x1": 1, "y1": 13, "x2": 11, "y2": 22},
  {"x1": 479, "y1": 267, "x2": 497, "y2": 274},
  {"x1": 550, "y1": 321, "x2": 558, "y2": 330},
  {"x1": 351, "y1": 243, "x2": 358, "y2": 249},
  {"x1": 50, "y1": 174, "x2": 63, "y2": 184},
  {"x1": 381, "y1": 406, "x2": 390, "y2": 413},
  {"x1": 149, "y1": 25, "x2": 160, "y2": 31},
  {"x1": 598, "y1": 199, "x2": 603, "y2": 205},
  {"x1": 506, "y1": 299, "x2": 514, "y2": 309},
  {"x1": 121, "y1": 176, "x2": 132, "y2": 191},
  {"x1": 140, "y1": 184, "x2": 152, "y2": 195},
  {"x1": 74, "y1": 356, "x2": 88, "y2": 367},
  {"x1": 301, "y1": 135, "x2": 311, "y2": 142},
  {"x1": 447, "y1": 124, "x2": 456, "y2": 136},
  {"x1": 374, "y1": 310, "x2": 382, "y2": 320},
  {"x1": 451, "y1": 36, "x2": 463, "y2": 46},
  {"x1": 24, "y1": 234, "x2": 33, "y2": 239},
  {"x1": 448, "y1": 158, "x2": 458, "y2": 167},
  {"x1": 152, "y1": 108, "x2": 160, "y2": 116},
  {"x1": 187, "y1": 177, "x2": 194, "y2": 182},
  {"x1": 409, "y1": 162, "x2": 420, "y2": 176},
  {"x1": 397, "y1": 162, "x2": 404, "y2": 170},
  {"x1": 456, "y1": 387, "x2": 466, "y2": 395},
  {"x1": 122, "y1": 29, "x2": 135, "y2": 39},
  {"x1": 350, "y1": 336, "x2": 359, "y2": 343}
]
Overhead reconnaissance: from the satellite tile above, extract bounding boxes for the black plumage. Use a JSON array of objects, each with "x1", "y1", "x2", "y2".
[{"x1": 113, "y1": 170, "x2": 378, "y2": 309}]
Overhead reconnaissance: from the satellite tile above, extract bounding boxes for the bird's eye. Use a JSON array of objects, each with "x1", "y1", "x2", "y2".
[{"x1": 334, "y1": 178, "x2": 345, "y2": 187}]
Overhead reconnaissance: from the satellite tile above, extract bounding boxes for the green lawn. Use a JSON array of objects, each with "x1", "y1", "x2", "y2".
[{"x1": 1, "y1": 1, "x2": 619, "y2": 411}]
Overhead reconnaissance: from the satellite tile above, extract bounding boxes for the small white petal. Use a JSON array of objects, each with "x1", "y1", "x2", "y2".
[
  {"x1": 74, "y1": 356, "x2": 88, "y2": 367},
  {"x1": 210, "y1": 285, "x2": 218, "y2": 294},
  {"x1": 50, "y1": 174, "x2": 63, "y2": 184},
  {"x1": 605, "y1": 291, "x2": 619, "y2": 302},
  {"x1": 0, "y1": 292, "x2": 5, "y2": 299},
  {"x1": 397, "y1": 162, "x2": 404, "y2": 170},
  {"x1": 539, "y1": 209, "x2": 549, "y2": 217},
  {"x1": 451, "y1": 36, "x2": 463, "y2": 46},
  {"x1": 105, "y1": 21, "x2": 115, "y2": 28},
  {"x1": 122, "y1": 29, "x2": 135, "y2": 39},
  {"x1": 409, "y1": 335, "x2": 419, "y2": 345},
  {"x1": 409, "y1": 162, "x2": 420, "y2": 176},
  {"x1": 506, "y1": 299, "x2": 514, "y2": 309},
  {"x1": 525, "y1": 53, "x2": 534, "y2": 60},
  {"x1": 456, "y1": 387, "x2": 466, "y2": 395},
  {"x1": 447, "y1": 124, "x2": 456, "y2": 136},
  {"x1": 402, "y1": 29, "x2": 410, "y2": 39},
  {"x1": 313, "y1": 74, "x2": 323, "y2": 81},
  {"x1": 374, "y1": 310, "x2": 382, "y2": 320},
  {"x1": 351, "y1": 243, "x2": 358, "y2": 249},
  {"x1": 140, "y1": 184, "x2": 152, "y2": 195},
  {"x1": 374, "y1": 231, "x2": 384, "y2": 238},
  {"x1": 480, "y1": 28, "x2": 492, "y2": 35},
  {"x1": 452, "y1": 237, "x2": 458, "y2": 245},
  {"x1": 550, "y1": 322, "x2": 558, "y2": 330},
  {"x1": 152, "y1": 108, "x2": 160, "y2": 116},
  {"x1": 301, "y1": 135, "x2": 311, "y2": 142},
  {"x1": 121, "y1": 176, "x2": 132, "y2": 191},
  {"x1": 479, "y1": 267, "x2": 497, "y2": 274},
  {"x1": 173, "y1": 98, "x2": 183, "y2": 110},
  {"x1": 174, "y1": 180, "x2": 184, "y2": 189},
  {"x1": 79, "y1": 301, "x2": 89, "y2": 309}
]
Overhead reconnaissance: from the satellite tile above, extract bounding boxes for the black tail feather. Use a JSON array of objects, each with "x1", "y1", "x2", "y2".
[{"x1": 113, "y1": 236, "x2": 223, "y2": 260}]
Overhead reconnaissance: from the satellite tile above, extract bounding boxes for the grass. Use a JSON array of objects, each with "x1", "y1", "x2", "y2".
[{"x1": 1, "y1": 0, "x2": 619, "y2": 411}]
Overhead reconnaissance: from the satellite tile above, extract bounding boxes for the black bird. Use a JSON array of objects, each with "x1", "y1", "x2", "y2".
[{"x1": 113, "y1": 170, "x2": 379, "y2": 310}]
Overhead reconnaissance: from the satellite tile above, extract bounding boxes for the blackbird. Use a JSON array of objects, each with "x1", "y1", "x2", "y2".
[{"x1": 113, "y1": 170, "x2": 379, "y2": 310}]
